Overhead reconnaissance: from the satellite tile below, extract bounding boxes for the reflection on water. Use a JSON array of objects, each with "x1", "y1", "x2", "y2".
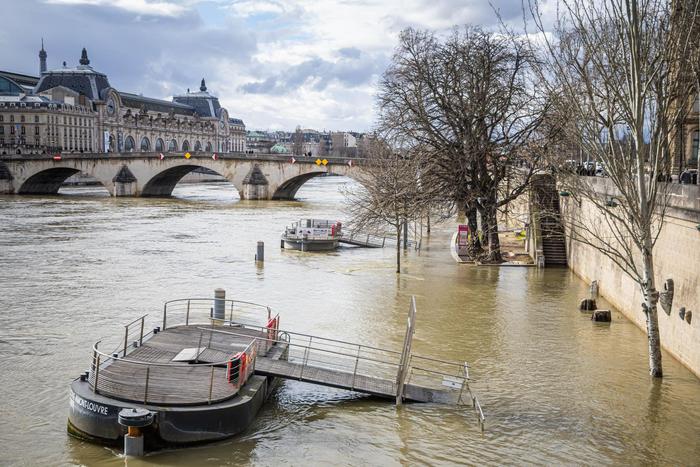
[{"x1": 1, "y1": 178, "x2": 699, "y2": 466}]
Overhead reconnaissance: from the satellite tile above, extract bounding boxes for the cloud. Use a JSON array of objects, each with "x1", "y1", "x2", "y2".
[
  {"x1": 45, "y1": 0, "x2": 188, "y2": 16},
  {"x1": 0, "y1": 0, "x2": 555, "y2": 132},
  {"x1": 240, "y1": 51, "x2": 386, "y2": 95}
]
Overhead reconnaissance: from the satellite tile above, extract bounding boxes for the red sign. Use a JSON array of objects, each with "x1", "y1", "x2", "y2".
[
  {"x1": 212, "y1": 153, "x2": 218, "y2": 160},
  {"x1": 458, "y1": 224, "x2": 469, "y2": 232},
  {"x1": 52, "y1": 154, "x2": 62, "y2": 161}
]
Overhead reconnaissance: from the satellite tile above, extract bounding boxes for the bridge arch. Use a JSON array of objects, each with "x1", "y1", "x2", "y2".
[
  {"x1": 271, "y1": 169, "x2": 359, "y2": 200},
  {"x1": 18, "y1": 167, "x2": 112, "y2": 195},
  {"x1": 141, "y1": 164, "x2": 237, "y2": 197}
]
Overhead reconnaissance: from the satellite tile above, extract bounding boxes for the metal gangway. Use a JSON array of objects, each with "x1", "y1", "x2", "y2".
[
  {"x1": 198, "y1": 297, "x2": 485, "y2": 428},
  {"x1": 339, "y1": 232, "x2": 416, "y2": 249}
]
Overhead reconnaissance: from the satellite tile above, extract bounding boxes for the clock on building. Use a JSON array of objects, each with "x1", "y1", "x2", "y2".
[{"x1": 106, "y1": 98, "x2": 115, "y2": 116}]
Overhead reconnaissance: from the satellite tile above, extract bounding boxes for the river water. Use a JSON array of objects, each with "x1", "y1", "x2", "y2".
[{"x1": 0, "y1": 177, "x2": 699, "y2": 466}]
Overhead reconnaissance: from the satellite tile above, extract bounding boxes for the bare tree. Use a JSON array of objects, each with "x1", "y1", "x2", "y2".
[
  {"x1": 376, "y1": 27, "x2": 547, "y2": 262},
  {"x1": 345, "y1": 137, "x2": 432, "y2": 273},
  {"x1": 528, "y1": 0, "x2": 698, "y2": 377}
]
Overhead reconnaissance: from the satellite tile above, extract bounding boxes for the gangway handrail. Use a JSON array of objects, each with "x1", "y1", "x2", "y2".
[
  {"x1": 198, "y1": 324, "x2": 478, "y2": 389},
  {"x1": 219, "y1": 321, "x2": 403, "y2": 356},
  {"x1": 196, "y1": 327, "x2": 402, "y2": 369}
]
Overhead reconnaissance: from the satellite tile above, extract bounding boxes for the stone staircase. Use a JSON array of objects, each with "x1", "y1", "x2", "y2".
[{"x1": 532, "y1": 175, "x2": 568, "y2": 266}]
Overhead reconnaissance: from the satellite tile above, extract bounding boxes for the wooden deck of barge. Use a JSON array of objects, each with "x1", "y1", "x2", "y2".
[{"x1": 92, "y1": 325, "x2": 272, "y2": 405}]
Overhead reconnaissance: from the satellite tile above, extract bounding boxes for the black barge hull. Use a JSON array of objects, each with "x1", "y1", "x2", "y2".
[{"x1": 68, "y1": 374, "x2": 279, "y2": 447}]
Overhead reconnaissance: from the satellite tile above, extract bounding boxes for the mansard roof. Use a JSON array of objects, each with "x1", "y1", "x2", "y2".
[
  {"x1": 172, "y1": 92, "x2": 222, "y2": 118},
  {"x1": 119, "y1": 92, "x2": 195, "y2": 116},
  {"x1": 0, "y1": 70, "x2": 40, "y2": 87},
  {"x1": 35, "y1": 65, "x2": 111, "y2": 100}
]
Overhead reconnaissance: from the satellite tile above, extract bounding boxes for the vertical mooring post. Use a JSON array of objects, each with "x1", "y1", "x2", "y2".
[
  {"x1": 213, "y1": 288, "x2": 226, "y2": 323},
  {"x1": 118, "y1": 408, "x2": 154, "y2": 457},
  {"x1": 256, "y1": 241, "x2": 264, "y2": 262},
  {"x1": 396, "y1": 296, "x2": 417, "y2": 405}
]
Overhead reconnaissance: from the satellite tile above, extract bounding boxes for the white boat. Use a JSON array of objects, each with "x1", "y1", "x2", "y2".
[{"x1": 281, "y1": 219, "x2": 342, "y2": 251}]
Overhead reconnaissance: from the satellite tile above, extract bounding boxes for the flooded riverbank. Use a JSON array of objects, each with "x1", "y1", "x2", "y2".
[{"x1": 0, "y1": 178, "x2": 698, "y2": 465}]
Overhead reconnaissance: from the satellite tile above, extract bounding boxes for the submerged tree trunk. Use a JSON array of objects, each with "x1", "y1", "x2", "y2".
[
  {"x1": 642, "y1": 240, "x2": 663, "y2": 377},
  {"x1": 484, "y1": 201, "x2": 502, "y2": 263},
  {"x1": 403, "y1": 219, "x2": 408, "y2": 250},
  {"x1": 479, "y1": 208, "x2": 490, "y2": 247},
  {"x1": 396, "y1": 224, "x2": 402, "y2": 273},
  {"x1": 467, "y1": 205, "x2": 481, "y2": 254}
]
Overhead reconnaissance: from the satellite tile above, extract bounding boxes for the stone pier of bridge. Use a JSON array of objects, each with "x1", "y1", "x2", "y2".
[{"x1": 0, "y1": 152, "x2": 360, "y2": 200}]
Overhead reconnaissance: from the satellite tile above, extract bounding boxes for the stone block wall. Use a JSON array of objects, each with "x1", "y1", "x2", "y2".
[{"x1": 563, "y1": 179, "x2": 700, "y2": 377}]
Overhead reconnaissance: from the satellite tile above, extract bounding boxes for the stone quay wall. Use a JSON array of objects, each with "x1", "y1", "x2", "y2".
[{"x1": 562, "y1": 178, "x2": 700, "y2": 377}]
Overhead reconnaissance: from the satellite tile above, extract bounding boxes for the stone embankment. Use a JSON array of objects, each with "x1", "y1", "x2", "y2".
[{"x1": 562, "y1": 178, "x2": 700, "y2": 377}]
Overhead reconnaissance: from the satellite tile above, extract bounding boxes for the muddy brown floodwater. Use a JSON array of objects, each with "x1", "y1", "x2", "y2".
[{"x1": 0, "y1": 177, "x2": 699, "y2": 466}]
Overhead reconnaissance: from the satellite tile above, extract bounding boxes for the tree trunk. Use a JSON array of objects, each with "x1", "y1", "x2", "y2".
[
  {"x1": 479, "y1": 208, "x2": 489, "y2": 247},
  {"x1": 484, "y1": 203, "x2": 502, "y2": 262},
  {"x1": 396, "y1": 225, "x2": 402, "y2": 273},
  {"x1": 467, "y1": 206, "x2": 481, "y2": 254},
  {"x1": 642, "y1": 244, "x2": 663, "y2": 377},
  {"x1": 403, "y1": 219, "x2": 408, "y2": 250}
]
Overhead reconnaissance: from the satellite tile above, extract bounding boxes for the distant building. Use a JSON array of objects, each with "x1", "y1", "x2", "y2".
[
  {"x1": 245, "y1": 130, "x2": 276, "y2": 153},
  {"x1": 330, "y1": 131, "x2": 358, "y2": 157},
  {"x1": 0, "y1": 43, "x2": 245, "y2": 155},
  {"x1": 243, "y1": 127, "x2": 366, "y2": 157}
]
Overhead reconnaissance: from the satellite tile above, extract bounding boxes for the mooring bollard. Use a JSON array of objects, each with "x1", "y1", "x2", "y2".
[
  {"x1": 213, "y1": 288, "x2": 226, "y2": 321},
  {"x1": 118, "y1": 408, "x2": 154, "y2": 457},
  {"x1": 256, "y1": 241, "x2": 264, "y2": 262}
]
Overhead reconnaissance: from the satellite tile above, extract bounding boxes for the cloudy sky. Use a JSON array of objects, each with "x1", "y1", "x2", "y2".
[{"x1": 1, "y1": 0, "x2": 532, "y2": 131}]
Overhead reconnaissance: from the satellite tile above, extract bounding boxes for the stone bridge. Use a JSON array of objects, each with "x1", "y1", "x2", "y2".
[{"x1": 0, "y1": 152, "x2": 362, "y2": 200}]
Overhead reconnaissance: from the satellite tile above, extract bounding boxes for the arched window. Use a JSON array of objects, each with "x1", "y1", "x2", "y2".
[
  {"x1": 124, "y1": 135, "x2": 135, "y2": 152},
  {"x1": 691, "y1": 130, "x2": 699, "y2": 166},
  {"x1": 182, "y1": 140, "x2": 190, "y2": 152},
  {"x1": 155, "y1": 138, "x2": 164, "y2": 152},
  {"x1": 206, "y1": 142, "x2": 213, "y2": 152},
  {"x1": 168, "y1": 139, "x2": 178, "y2": 151},
  {"x1": 140, "y1": 137, "x2": 150, "y2": 151},
  {"x1": 194, "y1": 140, "x2": 202, "y2": 152}
]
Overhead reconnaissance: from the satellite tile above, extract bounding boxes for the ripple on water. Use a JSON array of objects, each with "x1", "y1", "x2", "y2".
[{"x1": 0, "y1": 180, "x2": 699, "y2": 466}]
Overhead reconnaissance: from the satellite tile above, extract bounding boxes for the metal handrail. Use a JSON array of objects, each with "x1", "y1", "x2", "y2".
[
  {"x1": 89, "y1": 335, "x2": 262, "y2": 405},
  {"x1": 162, "y1": 298, "x2": 272, "y2": 331},
  {"x1": 197, "y1": 327, "x2": 401, "y2": 370},
  {"x1": 222, "y1": 322, "x2": 403, "y2": 356}
]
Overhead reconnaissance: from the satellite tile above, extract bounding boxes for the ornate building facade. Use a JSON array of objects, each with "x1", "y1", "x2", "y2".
[{"x1": 0, "y1": 45, "x2": 245, "y2": 155}]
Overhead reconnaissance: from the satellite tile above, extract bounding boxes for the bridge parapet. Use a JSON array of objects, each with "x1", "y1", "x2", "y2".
[{"x1": 0, "y1": 152, "x2": 364, "y2": 199}]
